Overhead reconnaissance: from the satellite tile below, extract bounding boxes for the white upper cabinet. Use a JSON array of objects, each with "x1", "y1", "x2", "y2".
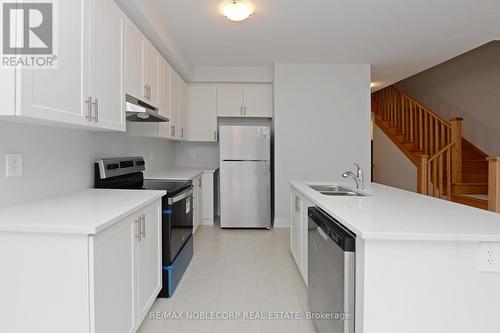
[
  {"x1": 90, "y1": 0, "x2": 125, "y2": 131},
  {"x1": 124, "y1": 19, "x2": 144, "y2": 101},
  {"x1": 188, "y1": 86, "x2": 217, "y2": 142},
  {"x1": 217, "y1": 84, "x2": 273, "y2": 118},
  {"x1": 180, "y1": 80, "x2": 189, "y2": 140},
  {"x1": 4, "y1": 0, "x2": 125, "y2": 131},
  {"x1": 217, "y1": 86, "x2": 244, "y2": 117},
  {"x1": 16, "y1": 0, "x2": 90, "y2": 126},
  {"x1": 142, "y1": 40, "x2": 158, "y2": 108},
  {"x1": 244, "y1": 85, "x2": 273, "y2": 117},
  {"x1": 125, "y1": 19, "x2": 158, "y2": 108},
  {"x1": 158, "y1": 57, "x2": 171, "y2": 138},
  {"x1": 169, "y1": 70, "x2": 181, "y2": 138}
]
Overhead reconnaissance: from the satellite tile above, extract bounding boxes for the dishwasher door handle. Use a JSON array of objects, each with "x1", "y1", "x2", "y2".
[{"x1": 317, "y1": 226, "x2": 329, "y2": 240}]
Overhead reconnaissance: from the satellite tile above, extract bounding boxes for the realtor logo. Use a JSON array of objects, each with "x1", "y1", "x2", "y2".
[{"x1": 1, "y1": 0, "x2": 57, "y2": 68}]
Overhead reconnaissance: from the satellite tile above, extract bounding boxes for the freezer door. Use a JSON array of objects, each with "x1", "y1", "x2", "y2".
[
  {"x1": 219, "y1": 125, "x2": 271, "y2": 161},
  {"x1": 220, "y1": 161, "x2": 271, "y2": 228}
]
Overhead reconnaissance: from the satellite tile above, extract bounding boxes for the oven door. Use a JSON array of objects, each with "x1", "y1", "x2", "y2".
[{"x1": 164, "y1": 186, "x2": 193, "y2": 264}]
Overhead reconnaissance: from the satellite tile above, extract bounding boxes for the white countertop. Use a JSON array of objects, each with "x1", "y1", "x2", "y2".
[
  {"x1": 145, "y1": 167, "x2": 217, "y2": 181},
  {"x1": 0, "y1": 189, "x2": 165, "y2": 235},
  {"x1": 290, "y1": 181, "x2": 500, "y2": 241}
]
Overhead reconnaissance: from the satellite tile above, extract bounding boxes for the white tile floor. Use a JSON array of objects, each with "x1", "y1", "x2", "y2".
[{"x1": 138, "y1": 226, "x2": 316, "y2": 333}]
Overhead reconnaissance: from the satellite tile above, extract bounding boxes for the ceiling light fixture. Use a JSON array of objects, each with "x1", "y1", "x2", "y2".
[{"x1": 220, "y1": 0, "x2": 254, "y2": 22}]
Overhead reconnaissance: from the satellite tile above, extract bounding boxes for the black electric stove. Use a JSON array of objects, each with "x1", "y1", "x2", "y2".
[{"x1": 94, "y1": 157, "x2": 193, "y2": 298}]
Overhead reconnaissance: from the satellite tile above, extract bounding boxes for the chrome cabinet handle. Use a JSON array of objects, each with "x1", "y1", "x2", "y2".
[
  {"x1": 94, "y1": 98, "x2": 99, "y2": 123},
  {"x1": 244, "y1": 106, "x2": 247, "y2": 115},
  {"x1": 171, "y1": 125, "x2": 175, "y2": 137},
  {"x1": 90, "y1": 98, "x2": 98, "y2": 122},
  {"x1": 181, "y1": 128, "x2": 184, "y2": 138},
  {"x1": 135, "y1": 218, "x2": 142, "y2": 241},
  {"x1": 144, "y1": 84, "x2": 148, "y2": 99},
  {"x1": 240, "y1": 106, "x2": 243, "y2": 115},
  {"x1": 141, "y1": 214, "x2": 146, "y2": 239},
  {"x1": 214, "y1": 131, "x2": 217, "y2": 141},
  {"x1": 85, "y1": 97, "x2": 92, "y2": 121},
  {"x1": 148, "y1": 85, "x2": 151, "y2": 100}
]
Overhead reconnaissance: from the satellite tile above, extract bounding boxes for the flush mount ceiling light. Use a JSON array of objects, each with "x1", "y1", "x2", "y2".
[{"x1": 220, "y1": 0, "x2": 254, "y2": 22}]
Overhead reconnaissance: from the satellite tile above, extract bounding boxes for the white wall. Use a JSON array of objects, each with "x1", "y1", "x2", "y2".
[
  {"x1": 0, "y1": 121, "x2": 174, "y2": 209},
  {"x1": 174, "y1": 141, "x2": 219, "y2": 168},
  {"x1": 274, "y1": 64, "x2": 371, "y2": 227},
  {"x1": 373, "y1": 124, "x2": 417, "y2": 192},
  {"x1": 192, "y1": 66, "x2": 274, "y2": 83},
  {"x1": 396, "y1": 41, "x2": 500, "y2": 156}
]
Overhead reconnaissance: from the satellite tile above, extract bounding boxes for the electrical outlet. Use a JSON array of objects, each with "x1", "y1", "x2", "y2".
[
  {"x1": 189, "y1": 150, "x2": 196, "y2": 159},
  {"x1": 6, "y1": 154, "x2": 23, "y2": 178},
  {"x1": 478, "y1": 243, "x2": 500, "y2": 272}
]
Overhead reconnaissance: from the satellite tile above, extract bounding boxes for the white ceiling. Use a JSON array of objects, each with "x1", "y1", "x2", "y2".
[{"x1": 151, "y1": 0, "x2": 500, "y2": 86}]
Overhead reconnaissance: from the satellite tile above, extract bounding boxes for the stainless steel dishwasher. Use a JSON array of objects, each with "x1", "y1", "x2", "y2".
[{"x1": 308, "y1": 207, "x2": 355, "y2": 333}]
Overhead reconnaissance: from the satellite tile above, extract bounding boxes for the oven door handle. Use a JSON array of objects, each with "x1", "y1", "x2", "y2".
[{"x1": 168, "y1": 187, "x2": 193, "y2": 205}]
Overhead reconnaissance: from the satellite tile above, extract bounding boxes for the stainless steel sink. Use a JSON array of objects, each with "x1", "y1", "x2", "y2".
[{"x1": 308, "y1": 184, "x2": 366, "y2": 197}]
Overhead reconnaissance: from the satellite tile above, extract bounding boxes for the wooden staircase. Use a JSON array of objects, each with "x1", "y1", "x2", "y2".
[{"x1": 372, "y1": 86, "x2": 499, "y2": 212}]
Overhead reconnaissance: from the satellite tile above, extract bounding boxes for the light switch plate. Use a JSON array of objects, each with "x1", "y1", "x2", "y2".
[
  {"x1": 478, "y1": 242, "x2": 500, "y2": 272},
  {"x1": 6, "y1": 154, "x2": 23, "y2": 178}
]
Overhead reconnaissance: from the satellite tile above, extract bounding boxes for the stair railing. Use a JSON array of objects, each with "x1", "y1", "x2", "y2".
[
  {"x1": 418, "y1": 142, "x2": 454, "y2": 199},
  {"x1": 372, "y1": 86, "x2": 452, "y2": 156},
  {"x1": 488, "y1": 157, "x2": 500, "y2": 213},
  {"x1": 372, "y1": 86, "x2": 459, "y2": 200}
]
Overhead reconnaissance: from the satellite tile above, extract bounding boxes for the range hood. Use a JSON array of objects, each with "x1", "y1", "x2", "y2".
[{"x1": 125, "y1": 95, "x2": 169, "y2": 122}]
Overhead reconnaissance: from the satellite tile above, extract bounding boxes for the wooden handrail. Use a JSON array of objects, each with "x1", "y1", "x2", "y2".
[
  {"x1": 488, "y1": 157, "x2": 500, "y2": 213},
  {"x1": 390, "y1": 86, "x2": 452, "y2": 128},
  {"x1": 428, "y1": 142, "x2": 455, "y2": 163},
  {"x1": 372, "y1": 86, "x2": 453, "y2": 157}
]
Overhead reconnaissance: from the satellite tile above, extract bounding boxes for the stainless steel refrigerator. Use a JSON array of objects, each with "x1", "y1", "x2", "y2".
[{"x1": 219, "y1": 125, "x2": 271, "y2": 228}]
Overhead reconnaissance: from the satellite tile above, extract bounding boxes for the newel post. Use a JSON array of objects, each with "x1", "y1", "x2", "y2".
[
  {"x1": 449, "y1": 117, "x2": 463, "y2": 184},
  {"x1": 488, "y1": 157, "x2": 500, "y2": 213},
  {"x1": 417, "y1": 155, "x2": 429, "y2": 195}
]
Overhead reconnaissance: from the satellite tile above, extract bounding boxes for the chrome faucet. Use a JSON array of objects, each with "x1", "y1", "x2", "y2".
[{"x1": 342, "y1": 163, "x2": 364, "y2": 189}]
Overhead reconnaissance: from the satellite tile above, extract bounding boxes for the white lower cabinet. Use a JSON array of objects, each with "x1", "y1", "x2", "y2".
[
  {"x1": 134, "y1": 202, "x2": 162, "y2": 325},
  {"x1": 290, "y1": 189, "x2": 312, "y2": 285},
  {"x1": 91, "y1": 201, "x2": 161, "y2": 333},
  {"x1": 0, "y1": 200, "x2": 162, "y2": 333},
  {"x1": 201, "y1": 171, "x2": 215, "y2": 225},
  {"x1": 193, "y1": 176, "x2": 202, "y2": 233}
]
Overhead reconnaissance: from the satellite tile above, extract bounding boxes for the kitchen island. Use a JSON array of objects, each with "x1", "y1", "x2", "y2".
[{"x1": 290, "y1": 181, "x2": 500, "y2": 333}]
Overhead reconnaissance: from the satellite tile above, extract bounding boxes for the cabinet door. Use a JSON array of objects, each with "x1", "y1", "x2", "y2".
[
  {"x1": 192, "y1": 177, "x2": 201, "y2": 233},
  {"x1": 91, "y1": 215, "x2": 136, "y2": 333},
  {"x1": 91, "y1": 0, "x2": 125, "y2": 131},
  {"x1": 217, "y1": 86, "x2": 244, "y2": 117},
  {"x1": 18, "y1": 0, "x2": 90, "y2": 126},
  {"x1": 188, "y1": 86, "x2": 217, "y2": 142},
  {"x1": 136, "y1": 203, "x2": 162, "y2": 323},
  {"x1": 180, "y1": 80, "x2": 188, "y2": 139},
  {"x1": 300, "y1": 198, "x2": 309, "y2": 286},
  {"x1": 244, "y1": 85, "x2": 273, "y2": 117},
  {"x1": 169, "y1": 71, "x2": 180, "y2": 138},
  {"x1": 142, "y1": 41, "x2": 158, "y2": 107},
  {"x1": 125, "y1": 19, "x2": 143, "y2": 101},
  {"x1": 158, "y1": 57, "x2": 171, "y2": 138},
  {"x1": 290, "y1": 191, "x2": 302, "y2": 267},
  {"x1": 201, "y1": 172, "x2": 214, "y2": 221}
]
